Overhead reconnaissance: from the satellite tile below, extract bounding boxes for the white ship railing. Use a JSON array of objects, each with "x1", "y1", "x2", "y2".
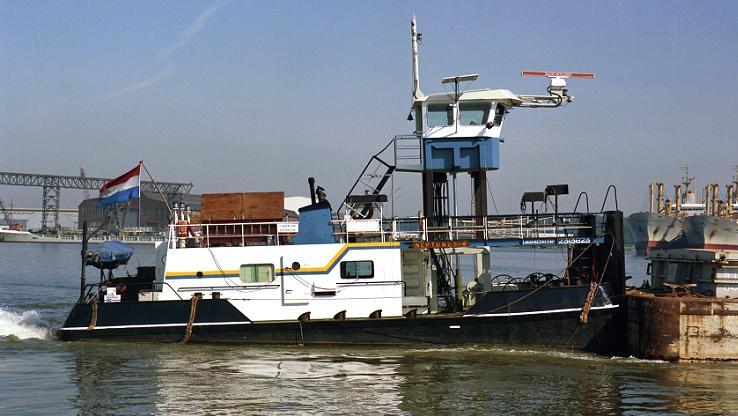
[{"x1": 167, "y1": 213, "x2": 595, "y2": 249}]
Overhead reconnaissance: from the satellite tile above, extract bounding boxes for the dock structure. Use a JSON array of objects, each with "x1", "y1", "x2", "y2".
[{"x1": 0, "y1": 171, "x2": 193, "y2": 231}]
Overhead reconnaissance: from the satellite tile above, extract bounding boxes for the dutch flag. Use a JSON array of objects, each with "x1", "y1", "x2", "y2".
[{"x1": 99, "y1": 163, "x2": 141, "y2": 206}]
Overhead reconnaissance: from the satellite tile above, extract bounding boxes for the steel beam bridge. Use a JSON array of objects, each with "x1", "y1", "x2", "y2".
[{"x1": 0, "y1": 171, "x2": 193, "y2": 231}]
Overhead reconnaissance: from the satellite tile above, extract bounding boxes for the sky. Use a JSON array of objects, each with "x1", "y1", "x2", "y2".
[{"x1": 1, "y1": 1, "x2": 737, "y2": 215}]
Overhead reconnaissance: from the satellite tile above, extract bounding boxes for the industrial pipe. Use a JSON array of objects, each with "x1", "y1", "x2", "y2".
[
  {"x1": 704, "y1": 185, "x2": 711, "y2": 215},
  {"x1": 308, "y1": 177, "x2": 316, "y2": 204},
  {"x1": 674, "y1": 184, "x2": 682, "y2": 215}
]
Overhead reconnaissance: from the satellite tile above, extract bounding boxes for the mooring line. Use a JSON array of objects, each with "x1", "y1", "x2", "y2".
[
  {"x1": 179, "y1": 294, "x2": 201, "y2": 344},
  {"x1": 297, "y1": 321, "x2": 305, "y2": 346},
  {"x1": 87, "y1": 299, "x2": 98, "y2": 331}
]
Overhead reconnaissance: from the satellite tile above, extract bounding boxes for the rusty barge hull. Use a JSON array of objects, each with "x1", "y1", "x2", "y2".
[{"x1": 627, "y1": 290, "x2": 738, "y2": 361}]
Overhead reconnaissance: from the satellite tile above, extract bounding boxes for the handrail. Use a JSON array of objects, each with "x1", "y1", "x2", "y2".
[
  {"x1": 166, "y1": 212, "x2": 598, "y2": 249},
  {"x1": 81, "y1": 280, "x2": 184, "y2": 302},
  {"x1": 600, "y1": 185, "x2": 619, "y2": 212},
  {"x1": 573, "y1": 192, "x2": 590, "y2": 213}
]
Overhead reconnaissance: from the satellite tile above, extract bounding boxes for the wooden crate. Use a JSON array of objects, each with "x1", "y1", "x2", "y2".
[
  {"x1": 201, "y1": 193, "x2": 243, "y2": 222},
  {"x1": 242, "y1": 192, "x2": 284, "y2": 220},
  {"x1": 200, "y1": 192, "x2": 284, "y2": 222}
]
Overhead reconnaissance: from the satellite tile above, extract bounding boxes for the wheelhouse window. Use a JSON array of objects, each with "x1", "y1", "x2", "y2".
[
  {"x1": 459, "y1": 102, "x2": 490, "y2": 126},
  {"x1": 340, "y1": 261, "x2": 374, "y2": 279},
  {"x1": 426, "y1": 104, "x2": 453, "y2": 127},
  {"x1": 239, "y1": 264, "x2": 274, "y2": 283},
  {"x1": 426, "y1": 102, "x2": 490, "y2": 127}
]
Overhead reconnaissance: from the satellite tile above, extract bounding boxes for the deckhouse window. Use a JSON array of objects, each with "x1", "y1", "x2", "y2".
[
  {"x1": 340, "y1": 261, "x2": 374, "y2": 279},
  {"x1": 239, "y1": 264, "x2": 274, "y2": 283},
  {"x1": 459, "y1": 103, "x2": 490, "y2": 126},
  {"x1": 426, "y1": 104, "x2": 453, "y2": 127}
]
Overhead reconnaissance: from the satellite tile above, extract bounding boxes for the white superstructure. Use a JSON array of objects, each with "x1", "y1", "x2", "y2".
[{"x1": 152, "y1": 241, "x2": 412, "y2": 322}]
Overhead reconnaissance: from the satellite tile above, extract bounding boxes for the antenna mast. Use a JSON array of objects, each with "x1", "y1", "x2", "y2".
[{"x1": 411, "y1": 17, "x2": 423, "y2": 100}]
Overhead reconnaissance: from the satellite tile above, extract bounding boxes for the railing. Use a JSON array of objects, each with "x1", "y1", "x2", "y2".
[
  {"x1": 168, "y1": 220, "x2": 297, "y2": 249},
  {"x1": 80, "y1": 280, "x2": 183, "y2": 302},
  {"x1": 168, "y1": 212, "x2": 597, "y2": 249}
]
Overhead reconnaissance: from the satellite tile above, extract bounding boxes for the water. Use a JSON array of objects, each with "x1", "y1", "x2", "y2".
[{"x1": 2, "y1": 243, "x2": 738, "y2": 415}]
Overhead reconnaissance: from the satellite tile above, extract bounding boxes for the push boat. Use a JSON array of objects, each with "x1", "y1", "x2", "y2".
[{"x1": 60, "y1": 20, "x2": 627, "y2": 353}]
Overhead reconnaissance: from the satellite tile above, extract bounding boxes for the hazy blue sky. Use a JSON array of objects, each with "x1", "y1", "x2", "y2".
[{"x1": 2, "y1": 1, "x2": 737, "y2": 215}]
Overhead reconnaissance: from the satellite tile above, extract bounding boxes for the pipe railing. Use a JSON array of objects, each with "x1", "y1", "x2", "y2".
[
  {"x1": 167, "y1": 212, "x2": 596, "y2": 249},
  {"x1": 81, "y1": 280, "x2": 183, "y2": 302}
]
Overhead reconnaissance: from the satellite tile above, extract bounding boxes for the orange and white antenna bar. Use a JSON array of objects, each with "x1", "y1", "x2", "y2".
[{"x1": 521, "y1": 71, "x2": 595, "y2": 79}]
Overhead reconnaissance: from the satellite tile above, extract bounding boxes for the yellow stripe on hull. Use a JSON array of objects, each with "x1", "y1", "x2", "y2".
[{"x1": 164, "y1": 242, "x2": 399, "y2": 278}]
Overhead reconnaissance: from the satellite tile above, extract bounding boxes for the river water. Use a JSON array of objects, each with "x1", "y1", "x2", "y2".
[{"x1": 2, "y1": 242, "x2": 738, "y2": 415}]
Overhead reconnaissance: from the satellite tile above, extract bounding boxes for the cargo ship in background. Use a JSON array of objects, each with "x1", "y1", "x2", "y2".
[
  {"x1": 628, "y1": 166, "x2": 738, "y2": 255},
  {"x1": 628, "y1": 167, "x2": 703, "y2": 255},
  {"x1": 681, "y1": 167, "x2": 738, "y2": 251}
]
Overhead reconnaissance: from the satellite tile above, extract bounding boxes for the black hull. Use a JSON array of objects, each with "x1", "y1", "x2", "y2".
[{"x1": 59, "y1": 298, "x2": 621, "y2": 353}]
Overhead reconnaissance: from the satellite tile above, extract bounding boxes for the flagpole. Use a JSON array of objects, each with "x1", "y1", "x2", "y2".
[
  {"x1": 138, "y1": 162, "x2": 142, "y2": 228},
  {"x1": 139, "y1": 161, "x2": 174, "y2": 220}
]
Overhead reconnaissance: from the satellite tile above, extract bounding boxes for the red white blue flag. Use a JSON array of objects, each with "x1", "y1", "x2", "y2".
[{"x1": 99, "y1": 163, "x2": 141, "y2": 206}]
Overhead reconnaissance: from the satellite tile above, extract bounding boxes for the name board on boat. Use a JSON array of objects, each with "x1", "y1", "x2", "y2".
[
  {"x1": 277, "y1": 222, "x2": 299, "y2": 233},
  {"x1": 411, "y1": 240, "x2": 470, "y2": 249},
  {"x1": 522, "y1": 237, "x2": 591, "y2": 245},
  {"x1": 104, "y1": 287, "x2": 121, "y2": 303}
]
